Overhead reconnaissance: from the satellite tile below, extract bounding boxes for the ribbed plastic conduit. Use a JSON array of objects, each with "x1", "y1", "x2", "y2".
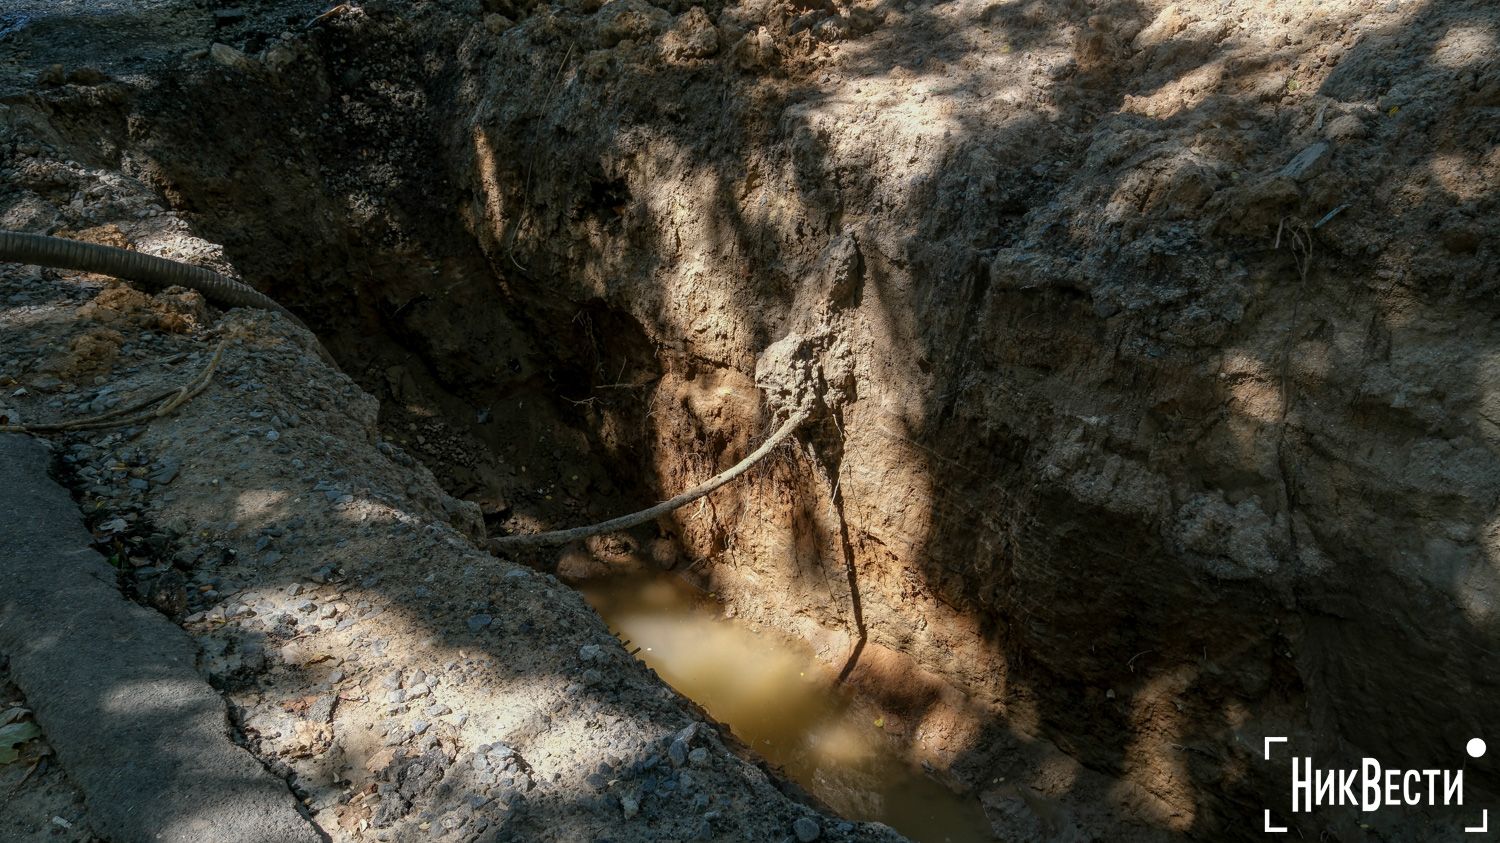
[{"x1": 0, "y1": 230, "x2": 307, "y2": 329}]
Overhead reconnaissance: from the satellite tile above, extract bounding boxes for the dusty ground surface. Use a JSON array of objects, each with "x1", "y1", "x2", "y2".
[
  {"x1": 4, "y1": 0, "x2": 1500, "y2": 839},
  {"x1": 2, "y1": 429, "x2": 334, "y2": 843}
]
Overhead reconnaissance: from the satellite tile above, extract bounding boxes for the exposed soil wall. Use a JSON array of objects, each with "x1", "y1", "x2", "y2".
[
  {"x1": 435, "y1": 1, "x2": 1500, "y2": 832},
  {"x1": 0, "y1": 87, "x2": 903, "y2": 842},
  {"x1": 17, "y1": 0, "x2": 1500, "y2": 837}
]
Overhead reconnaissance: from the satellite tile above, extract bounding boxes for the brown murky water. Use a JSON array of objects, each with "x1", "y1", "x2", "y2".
[{"x1": 580, "y1": 576, "x2": 994, "y2": 843}]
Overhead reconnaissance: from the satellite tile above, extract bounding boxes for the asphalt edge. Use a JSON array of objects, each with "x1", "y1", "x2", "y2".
[{"x1": 0, "y1": 433, "x2": 324, "y2": 843}]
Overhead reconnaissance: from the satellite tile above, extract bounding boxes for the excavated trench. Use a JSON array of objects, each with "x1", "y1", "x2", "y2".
[
  {"x1": 120, "y1": 27, "x2": 1009, "y2": 839},
  {"x1": 94, "y1": 13, "x2": 1032, "y2": 838},
  {"x1": 29, "y1": 0, "x2": 1500, "y2": 838}
]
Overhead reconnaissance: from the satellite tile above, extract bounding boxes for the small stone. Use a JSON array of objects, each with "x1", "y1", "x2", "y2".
[
  {"x1": 620, "y1": 793, "x2": 639, "y2": 819},
  {"x1": 209, "y1": 42, "x2": 255, "y2": 70},
  {"x1": 1278, "y1": 140, "x2": 1330, "y2": 182},
  {"x1": 793, "y1": 817, "x2": 821, "y2": 842},
  {"x1": 668, "y1": 738, "x2": 689, "y2": 767},
  {"x1": 497, "y1": 787, "x2": 523, "y2": 808},
  {"x1": 688, "y1": 747, "x2": 708, "y2": 767},
  {"x1": 149, "y1": 459, "x2": 181, "y2": 484},
  {"x1": 467, "y1": 614, "x2": 492, "y2": 632}
]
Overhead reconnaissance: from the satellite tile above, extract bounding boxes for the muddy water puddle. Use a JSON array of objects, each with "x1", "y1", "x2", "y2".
[{"x1": 580, "y1": 576, "x2": 993, "y2": 843}]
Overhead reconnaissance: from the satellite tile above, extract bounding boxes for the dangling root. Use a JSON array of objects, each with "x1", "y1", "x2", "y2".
[
  {"x1": 489, "y1": 402, "x2": 812, "y2": 551},
  {"x1": 0, "y1": 341, "x2": 226, "y2": 434}
]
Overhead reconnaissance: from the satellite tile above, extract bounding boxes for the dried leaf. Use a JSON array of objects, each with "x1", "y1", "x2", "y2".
[{"x1": 0, "y1": 721, "x2": 42, "y2": 764}]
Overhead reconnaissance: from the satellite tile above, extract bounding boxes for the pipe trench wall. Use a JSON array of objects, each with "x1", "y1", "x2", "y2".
[{"x1": 120, "y1": 0, "x2": 1500, "y2": 834}]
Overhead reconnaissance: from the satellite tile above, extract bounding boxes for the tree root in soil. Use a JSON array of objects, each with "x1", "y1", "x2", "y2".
[
  {"x1": 490, "y1": 402, "x2": 812, "y2": 551},
  {"x1": 0, "y1": 341, "x2": 225, "y2": 434}
]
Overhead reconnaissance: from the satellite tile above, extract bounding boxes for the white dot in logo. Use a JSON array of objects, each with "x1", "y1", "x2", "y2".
[{"x1": 1468, "y1": 738, "x2": 1487, "y2": 758}]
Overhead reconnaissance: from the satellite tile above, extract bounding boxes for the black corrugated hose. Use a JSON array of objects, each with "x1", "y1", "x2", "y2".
[{"x1": 0, "y1": 230, "x2": 336, "y2": 367}]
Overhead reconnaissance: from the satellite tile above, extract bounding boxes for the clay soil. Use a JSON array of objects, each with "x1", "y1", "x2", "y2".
[{"x1": 4, "y1": 0, "x2": 1500, "y2": 840}]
